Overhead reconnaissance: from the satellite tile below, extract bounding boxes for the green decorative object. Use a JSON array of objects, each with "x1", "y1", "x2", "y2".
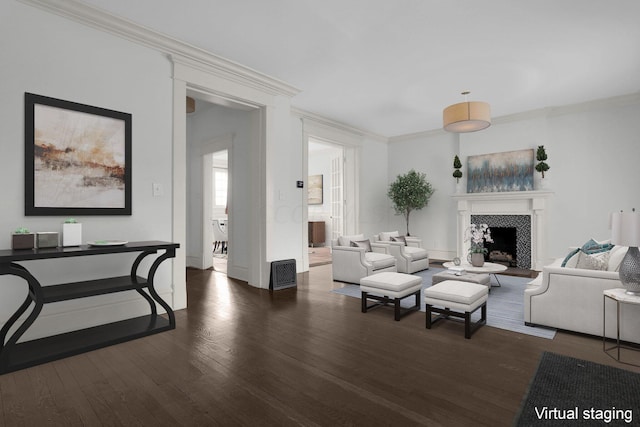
[
  {"x1": 64, "y1": 218, "x2": 78, "y2": 224},
  {"x1": 387, "y1": 169, "x2": 435, "y2": 236},
  {"x1": 453, "y1": 155, "x2": 463, "y2": 183},
  {"x1": 15, "y1": 227, "x2": 31, "y2": 234},
  {"x1": 535, "y1": 145, "x2": 550, "y2": 178}
]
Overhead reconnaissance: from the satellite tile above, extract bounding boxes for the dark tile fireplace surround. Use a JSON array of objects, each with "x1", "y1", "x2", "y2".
[{"x1": 471, "y1": 215, "x2": 532, "y2": 269}]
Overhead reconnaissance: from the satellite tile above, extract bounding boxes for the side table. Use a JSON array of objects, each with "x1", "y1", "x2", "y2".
[{"x1": 603, "y1": 288, "x2": 640, "y2": 367}]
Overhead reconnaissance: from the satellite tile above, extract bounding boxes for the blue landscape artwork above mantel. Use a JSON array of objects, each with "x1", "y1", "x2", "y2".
[{"x1": 467, "y1": 149, "x2": 534, "y2": 193}]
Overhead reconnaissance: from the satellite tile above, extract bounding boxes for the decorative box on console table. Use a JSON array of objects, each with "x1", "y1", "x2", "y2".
[
  {"x1": 62, "y1": 219, "x2": 82, "y2": 247},
  {"x1": 11, "y1": 228, "x2": 34, "y2": 250},
  {"x1": 36, "y1": 232, "x2": 59, "y2": 248}
]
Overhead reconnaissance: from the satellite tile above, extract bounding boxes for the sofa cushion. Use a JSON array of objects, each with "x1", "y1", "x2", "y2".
[
  {"x1": 365, "y1": 252, "x2": 396, "y2": 270},
  {"x1": 338, "y1": 234, "x2": 365, "y2": 247},
  {"x1": 576, "y1": 251, "x2": 610, "y2": 270},
  {"x1": 379, "y1": 231, "x2": 399, "y2": 241},
  {"x1": 350, "y1": 239, "x2": 372, "y2": 252},
  {"x1": 405, "y1": 246, "x2": 429, "y2": 261}
]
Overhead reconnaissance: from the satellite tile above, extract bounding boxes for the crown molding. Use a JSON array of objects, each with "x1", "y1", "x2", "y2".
[
  {"x1": 19, "y1": 0, "x2": 300, "y2": 98},
  {"x1": 492, "y1": 92, "x2": 640, "y2": 125},
  {"x1": 390, "y1": 92, "x2": 640, "y2": 142},
  {"x1": 291, "y1": 108, "x2": 388, "y2": 143}
]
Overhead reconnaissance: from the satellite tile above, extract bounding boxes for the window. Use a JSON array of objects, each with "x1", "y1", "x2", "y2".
[{"x1": 213, "y1": 168, "x2": 228, "y2": 208}]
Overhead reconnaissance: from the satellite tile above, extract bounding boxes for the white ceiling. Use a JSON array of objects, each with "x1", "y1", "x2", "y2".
[{"x1": 81, "y1": 0, "x2": 640, "y2": 137}]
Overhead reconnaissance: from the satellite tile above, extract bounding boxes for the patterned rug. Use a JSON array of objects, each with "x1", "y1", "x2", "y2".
[{"x1": 332, "y1": 267, "x2": 556, "y2": 339}]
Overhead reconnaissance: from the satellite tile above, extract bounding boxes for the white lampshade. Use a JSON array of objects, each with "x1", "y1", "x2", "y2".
[
  {"x1": 443, "y1": 93, "x2": 491, "y2": 133},
  {"x1": 611, "y1": 210, "x2": 640, "y2": 247}
]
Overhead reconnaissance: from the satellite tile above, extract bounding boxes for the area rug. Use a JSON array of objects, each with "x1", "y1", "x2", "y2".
[
  {"x1": 515, "y1": 352, "x2": 640, "y2": 426},
  {"x1": 332, "y1": 267, "x2": 556, "y2": 339}
]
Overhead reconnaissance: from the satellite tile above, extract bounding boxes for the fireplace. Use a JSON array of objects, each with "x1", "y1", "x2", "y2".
[
  {"x1": 471, "y1": 215, "x2": 531, "y2": 269},
  {"x1": 486, "y1": 227, "x2": 517, "y2": 267},
  {"x1": 454, "y1": 190, "x2": 552, "y2": 270}
]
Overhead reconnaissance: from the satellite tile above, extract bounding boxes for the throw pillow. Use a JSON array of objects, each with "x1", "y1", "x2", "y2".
[
  {"x1": 391, "y1": 235, "x2": 407, "y2": 245},
  {"x1": 608, "y1": 246, "x2": 628, "y2": 272},
  {"x1": 561, "y1": 248, "x2": 580, "y2": 267},
  {"x1": 580, "y1": 238, "x2": 614, "y2": 254},
  {"x1": 350, "y1": 239, "x2": 372, "y2": 252},
  {"x1": 563, "y1": 238, "x2": 615, "y2": 268},
  {"x1": 576, "y1": 250, "x2": 610, "y2": 271},
  {"x1": 379, "y1": 231, "x2": 399, "y2": 241},
  {"x1": 338, "y1": 234, "x2": 364, "y2": 247}
]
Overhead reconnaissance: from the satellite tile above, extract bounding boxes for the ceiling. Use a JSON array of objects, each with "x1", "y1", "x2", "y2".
[{"x1": 81, "y1": 0, "x2": 640, "y2": 137}]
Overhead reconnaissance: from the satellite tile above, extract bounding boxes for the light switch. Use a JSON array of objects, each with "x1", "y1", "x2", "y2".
[{"x1": 152, "y1": 183, "x2": 164, "y2": 197}]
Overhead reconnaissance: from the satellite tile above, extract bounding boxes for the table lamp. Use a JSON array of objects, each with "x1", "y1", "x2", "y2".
[{"x1": 611, "y1": 209, "x2": 640, "y2": 295}]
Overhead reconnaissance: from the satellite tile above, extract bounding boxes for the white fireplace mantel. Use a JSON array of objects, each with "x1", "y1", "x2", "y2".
[{"x1": 453, "y1": 190, "x2": 553, "y2": 270}]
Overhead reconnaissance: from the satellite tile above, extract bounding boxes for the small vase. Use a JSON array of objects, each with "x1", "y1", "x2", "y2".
[{"x1": 470, "y1": 253, "x2": 485, "y2": 267}]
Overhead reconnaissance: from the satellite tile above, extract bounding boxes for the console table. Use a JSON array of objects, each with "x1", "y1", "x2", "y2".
[{"x1": 0, "y1": 240, "x2": 179, "y2": 374}]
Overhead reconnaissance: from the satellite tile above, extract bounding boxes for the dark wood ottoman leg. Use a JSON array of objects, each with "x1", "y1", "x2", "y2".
[
  {"x1": 464, "y1": 311, "x2": 471, "y2": 339},
  {"x1": 394, "y1": 298, "x2": 401, "y2": 321},
  {"x1": 361, "y1": 292, "x2": 368, "y2": 313},
  {"x1": 426, "y1": 305, "x2": 432, "y2": 329}
]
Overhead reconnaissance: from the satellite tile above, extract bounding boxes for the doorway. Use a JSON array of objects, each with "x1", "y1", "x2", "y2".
[
  {"x1": 207, "y1": 149, "x2": 229, "y2": 273},
  {"x1": 308, "y1": 138, "x2": 344, "y2": 247}
]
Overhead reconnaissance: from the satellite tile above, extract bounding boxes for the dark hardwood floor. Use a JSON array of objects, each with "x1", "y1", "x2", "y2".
[{"x1": 1, "y1": 264, "x2": 638, "y2": 426}]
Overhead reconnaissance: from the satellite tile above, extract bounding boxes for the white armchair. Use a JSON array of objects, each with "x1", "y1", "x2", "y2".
[
  {"x1": 331, "y1": 234, "x2": 397, "y2": 284},
  {"x1": 373, "y1": 231, "x2": 429, "y2": 274}
]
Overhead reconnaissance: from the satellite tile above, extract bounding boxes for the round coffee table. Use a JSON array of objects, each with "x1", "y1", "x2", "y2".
[{"x1": 442, "y1": 261, "x2": 508, "y2": 286}]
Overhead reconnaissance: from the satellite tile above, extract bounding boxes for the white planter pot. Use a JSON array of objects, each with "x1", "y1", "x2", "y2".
[
  {"x1": 535, "y1": 174, "x2": 550, "y2": 190},
  {"x1": 63, "y1": 223, "x2": 82, "y2": 246}
]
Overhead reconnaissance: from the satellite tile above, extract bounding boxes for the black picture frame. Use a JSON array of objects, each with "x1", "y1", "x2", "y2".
[{"x1": 25, "y1": 93, "x2": 132, "y2": 216}]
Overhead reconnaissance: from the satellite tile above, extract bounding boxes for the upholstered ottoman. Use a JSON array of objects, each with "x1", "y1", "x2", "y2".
[
  {"x1": 360, "y1": 272, "x2": 422, "y2": 320},
  {"x1": 424, "y1": 280, "x2": 488, "y2": 339},
  {"x1": 432, "y1": 271, "x2": 490, "y2": 287}
]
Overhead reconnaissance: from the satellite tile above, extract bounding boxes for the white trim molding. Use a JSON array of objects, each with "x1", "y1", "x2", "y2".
[{"x1": 19, "y1": 0, "x2": 300, "y2": 98}]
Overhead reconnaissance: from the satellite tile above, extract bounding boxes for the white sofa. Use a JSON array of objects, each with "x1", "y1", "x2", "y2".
[
  {"x1": 524, "y1": 245, "x2": 640, "y2": 343},
  {"x1": 331, "y1": 234, "x2": 397, "y2": 284},
  {"x1": 372, "y1": 231, "x2": 429, "y2": 274}
]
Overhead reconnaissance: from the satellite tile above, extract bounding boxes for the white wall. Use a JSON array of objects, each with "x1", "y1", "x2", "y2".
[
  {"x1": 386, "y1": 131, "x2": 459, "y2": 260},
  {"x1": 0, "y1": 2, "x2": 175, "y2": 339},
  {"x1": 358, "y1": 135, "x2": 391, "y2": 238},
  {"x1": 388, "y1": 95, "x2": 640, "y2": 262}
]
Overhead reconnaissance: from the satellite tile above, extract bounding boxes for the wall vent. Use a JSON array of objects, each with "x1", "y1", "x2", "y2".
[{"x1": 270, "y1": 259, "x2": 297, "y2": 290}]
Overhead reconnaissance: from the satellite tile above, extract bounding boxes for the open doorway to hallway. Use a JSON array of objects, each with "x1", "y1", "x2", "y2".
[{"x1": 185, "y1": 91, "x2": 257, "y2": 281}]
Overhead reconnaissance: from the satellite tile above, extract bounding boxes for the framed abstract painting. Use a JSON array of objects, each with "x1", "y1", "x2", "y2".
[
  {"x1": 24, "y1": 93, "x2": 132, "y2": 215},
  {"x1": 308, "y1": 174, "x2": 323, "y2": 205},
  {"x1": 467, "y1": 149, "x2": 534, "y2": 193}
]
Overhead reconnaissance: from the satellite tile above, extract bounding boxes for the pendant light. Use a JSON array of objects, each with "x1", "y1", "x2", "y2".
[{"x1": 443, "y1": 91, "x2": 491, "y2": 133}]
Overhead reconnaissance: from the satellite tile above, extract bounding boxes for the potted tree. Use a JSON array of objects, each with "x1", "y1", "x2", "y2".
[
  {"x1": 453, "y1": 155, "x2": 463, "y2": 183},
  {"x1": 387, "y1": 169, "x2": 434, "y2": 236},
  {"x1": 535, "y1": 145, "x2": 550, "y2": 190},
  {"x1": 535, "y1": 145, "x2": 550, "y2": 178},
  {"x1": 453, "y1": 155, "x2": 463, "y2": 193}
]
